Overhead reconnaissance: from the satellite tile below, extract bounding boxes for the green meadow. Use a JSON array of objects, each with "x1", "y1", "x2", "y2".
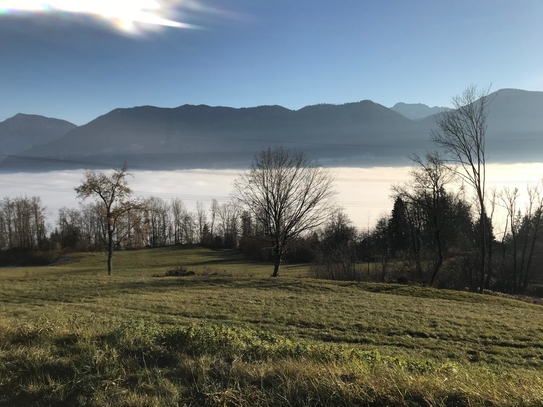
[{"x1": 1, "y1": 246, "x2": 542, "y2": 406}]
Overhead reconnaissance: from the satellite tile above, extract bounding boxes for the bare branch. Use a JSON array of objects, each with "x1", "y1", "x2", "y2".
[{"x1": 233, "y1": 147, "x2": 335, "y2": 277}]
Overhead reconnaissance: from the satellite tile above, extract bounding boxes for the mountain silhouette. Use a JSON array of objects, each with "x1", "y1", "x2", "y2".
[
  {"x1": 0, "y1": 114, "x2": 76, "y2": 162},
  {"x1": 390, "y1": 102, "x2": 448, "y2": 120},
  {"x1": 1, "y1": 88, "x2": 542, "y2": 172}
]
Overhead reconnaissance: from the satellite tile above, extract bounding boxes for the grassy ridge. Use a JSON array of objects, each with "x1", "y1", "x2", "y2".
[{"x1": 1, "y1": 246, "x2": 542, "y2": 406}]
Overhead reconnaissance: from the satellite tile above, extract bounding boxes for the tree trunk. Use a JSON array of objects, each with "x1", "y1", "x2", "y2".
[
  {"x1": 429, "y1": 233, "x2": 443, "y2": 287},
  {"x1": 107, "y1": 227, "x2": 114, "y2": 276},
  {"x1": 479, "y1": 208, "x2": 486, "y2": 294},
  {"x1": 272, "y1": 247, "x2": 282, "y2": 277}
]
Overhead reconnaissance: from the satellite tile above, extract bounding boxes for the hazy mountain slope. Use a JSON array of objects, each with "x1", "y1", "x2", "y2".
[
  {"x1": 390, "y1": 102, "x2": 448, "y2": 120},
  {"x1": 420, "y1": 88, "x2": 543, "y2": 162},
  {"x1": 2, "y1": 88, "x2": 542, "y2": 172},
  {"x1": 0, "y1": 114, "x2": 77, "y2": 157},
  {"x1": 3, "y1": 101, "x2": 431, "y2": 171},
  {"x1": 486, "y1": 89, "x2": 543, "y2": 133}
]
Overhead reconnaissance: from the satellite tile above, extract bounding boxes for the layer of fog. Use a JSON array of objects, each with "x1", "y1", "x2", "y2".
[{"x1": 1, "y1": 163, "x2": 543, "y2": 237}]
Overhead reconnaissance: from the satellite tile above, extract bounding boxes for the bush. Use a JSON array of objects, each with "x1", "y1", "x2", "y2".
[
  {"x1": 156, "y1": 265, "x2": 195, "y2": 277},
  {"x1": 0, "y1": 248, "x2": 62, "y2": 267}
]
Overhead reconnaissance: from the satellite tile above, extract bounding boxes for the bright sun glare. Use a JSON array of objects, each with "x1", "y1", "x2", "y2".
[{"x1": 0, "y1": 0, "x2": 200, "y2": 34}]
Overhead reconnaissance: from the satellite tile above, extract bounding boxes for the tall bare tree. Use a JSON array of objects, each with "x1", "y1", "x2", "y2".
[
  {"x1": 216, "y1": 202, "x2": 240, "y2": 248},
  {"x1": 313, "y1": 209, "x2": 359, "y2": 281},
  {"x1": 234, "y1": 147, "x2": 335, "y2": 277},
  {"x1": 145, "y1": 196, "x2": 170, "y2": 247},
  {"x1": 75, "y1": 165, "x2": 140, "y2": 275},
  {"x1": 432, "y1": 85, "x2": 491, "y2": 293},
  {"x1": 195, "y1": 201, "x2": 207, "y2": 244},
  {"x1": 171, "y1": 198, "x2": 186, "y2": 245},
  {"x1": 393, "y1": 153, "x2": 460, "y2": 286},
  {"x1": 498, "y1": 184, "x2": 543, "y2": 293},
  {"x1": 0, "y1": 196, "x2": 47, "y2": 251}
]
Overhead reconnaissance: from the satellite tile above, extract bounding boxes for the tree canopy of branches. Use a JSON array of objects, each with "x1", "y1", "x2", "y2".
[
  {"x1": 497, "y1": 184, "x2": 543, "y2": 294},
  {"x1": 392, "y1": 153, "x2": 464, "y2": 286},
  {"x1": 75, "y1": 165, "x2": 140, "y2": 275},
  {"x1": 234, "y1": 147, "x2": 335, "y2": 277},
  {"x1": 432, "y1": 85, "x2": 491, "y2": 293},
  {"x1": 313, "y1": 210, "x2": 359, "y2": 281},
  {"x1": 0, "y1": 196, "x2": 47, "y2": 251}
]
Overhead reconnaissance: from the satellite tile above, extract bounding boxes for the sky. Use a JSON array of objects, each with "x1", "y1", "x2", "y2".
[{"x1": 1, "y1": 0, "x2": 542, "y2": 125}]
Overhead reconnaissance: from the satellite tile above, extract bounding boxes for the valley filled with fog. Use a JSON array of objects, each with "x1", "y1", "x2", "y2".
[{"x1": 2, "y1": 163, "x2": 543, "y2": 237}]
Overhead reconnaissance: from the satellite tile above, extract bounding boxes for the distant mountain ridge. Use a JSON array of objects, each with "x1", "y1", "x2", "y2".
[
  {"x1": 2, "y1": 100, "x2": 427, "y2": 171},
  {"x1": 1, "y1": 88, "x2": 542, "y2": 172},
  {"x1": 0, "y1": 114, "x2": 77, "y2": 159},
  {"x1": 390, "y1": 102, "x2": 448, "y2": 120}
]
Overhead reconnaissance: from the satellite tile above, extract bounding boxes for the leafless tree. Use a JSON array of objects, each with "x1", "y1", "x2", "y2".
[
  {"x1": 181, "y1": 211, "x2": 196, "y2": 244},
  {"x1": 210, "y1": 198, "x2": 219, "y2": 238},
  {"x1": 171, "y1": 198, "x2": 186, "y2": 245},
  {"x1": 432, "y1": 85, "x2": 491, "y2": 293},
  {"x1": 498, "y1": 184, "x2": 543, "y2": 293},
  {"x1": 144, "y1": 196, "x2": 171, "y2": 247},
  {"x1": 313, "y1": 209, "x2": 359, "y2": 281},
  {"x1": 0, "y1": 196, "x2": 47, "y2": 251},
  {"x1": 392, "y1": 153, "x2": 459, "y2": 286},
  {"x1": 195, "y1": 201, "x2": 207, "y2": 244},
  {"x1": 57, "y1": 207, "x2": 83, "y2": 249},
  {"x1": 1, "y1": 198, "x2": 14, "y2": 250},
  {"x1": 216, "y1": 202, "x2": 241, "y2": 248},
  {"x1": 75, "y1": 165, "x2": 141, "y2": 275},
  {"x1": 234, "y1": 147, "x2": 335, "y2": 277}
]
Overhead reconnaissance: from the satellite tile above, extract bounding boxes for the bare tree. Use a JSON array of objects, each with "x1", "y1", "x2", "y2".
[
  {"x1": 195, "y1": 201, "x2": 207, "y2": 244},
  {"x1": 215, "y1": 202, "x2": 241, "y2": 248},
  {"x1": 75, "y1": 165, "x2": 140, "y2": 275},
  {"x1": 181, "y1": 211, "x2": 196, "y2": 244},
  {"x1": 234, "y1": 147, "x2": 335, "y2": 277},
  {"x1": 210, "y1": 198, "x2": 219, "y2": 238},
  {"x1": 372, "y1": 214, "x2": 392, "y2": 282},
  {"x1": 56, "y1": 207, "x2": 83, "y2": 249},
  {"x1": 393, "y1": 153, "x2": 459, "y2": 286},
  {"x1": 145, "y1": 196, "x2": 170, "y2": 247},
  {"x1": 80, "y1": 203, "x2": 105, "y2": 250},
  {"x1": 0, "y1": 196, "x2": 48, "y2": 251},
  {"x1": 431, "y1": 85, "x2": 491, "y2": 293},
  {"x1": 171, "y1": 198, "x2": 186, "y2": 245},
  {"x1": 498, "y1": 184, "x2": 543, "y2": 293},
  {"x1": 1, "y1": 198, "x2": 14, "y2": 250},
  {"x1": 313, "y1": 209, "x2": 359, "y2": 281}
]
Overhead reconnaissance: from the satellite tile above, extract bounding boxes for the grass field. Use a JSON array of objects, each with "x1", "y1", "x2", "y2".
[{"x1": 1, "y1": 246, "x2": 543, "y2": 406}]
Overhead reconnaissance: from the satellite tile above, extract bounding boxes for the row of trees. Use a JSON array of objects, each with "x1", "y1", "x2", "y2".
[
  {"x1": 0, "y1": 192, "x2": 248, "y2": 269},
  {"x1": 1, "y1": 85, "x2": 541, "y2": 294},
  {"x1": 0, "y1": 196, "x2": 47, "y2": 252},
  {"x1": 0, "y1": 148, "x2": 335, "y2": 278},
  {"x1": 49, "y1": 143, "x2": 540, "y2": 292},
  {"x1": 311, "y1": 85, "x2": 543, "y2": 295},
  {"x1": 56, "y1": 196, "x2": 245, "y2": 275}
]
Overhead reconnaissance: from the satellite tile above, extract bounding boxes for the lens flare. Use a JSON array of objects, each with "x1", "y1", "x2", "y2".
[{"x1": 0, "y1": 0, "x2": 203, "y2": 34}]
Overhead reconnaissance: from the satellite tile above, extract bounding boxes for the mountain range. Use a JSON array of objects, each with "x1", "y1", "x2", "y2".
[
  {"x1": 1, "y1": 88, "x2": 542, "y2": 172},
  {"x1": 390, "y1": 102, "x2": 448, "y2": 120},
  {"x1": 0, "y1": 114, "x2": 76, "y2": 158}
]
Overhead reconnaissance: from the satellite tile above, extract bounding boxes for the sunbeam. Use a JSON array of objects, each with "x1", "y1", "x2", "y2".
[{"x1": 0, "y1": 0, "x2": 207, "y2": 34}]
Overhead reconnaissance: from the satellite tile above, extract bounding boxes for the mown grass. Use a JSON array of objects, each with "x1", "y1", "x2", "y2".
[{"x1": 0, "y1": 246, "x2": 542, "y2": 406}]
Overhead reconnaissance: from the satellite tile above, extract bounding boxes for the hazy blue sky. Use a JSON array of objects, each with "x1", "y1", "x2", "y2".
[{"x1": 1, "y1": 0, "x2": 542, "y2": 125}]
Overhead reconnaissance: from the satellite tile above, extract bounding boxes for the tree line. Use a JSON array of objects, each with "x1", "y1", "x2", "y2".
[{"x1": 1, "y1": 85, "x2": 542, "y2": 296}]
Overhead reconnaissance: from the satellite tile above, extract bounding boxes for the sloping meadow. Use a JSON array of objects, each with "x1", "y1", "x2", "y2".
[{"x1": 1, "y1": 247, "x2": 542, "y2": 406}]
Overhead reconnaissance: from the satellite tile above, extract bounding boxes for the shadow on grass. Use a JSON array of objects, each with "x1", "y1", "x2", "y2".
[
  {"x1": 184, "y1": 249, "x2": 260, "y2": 266},
  {"x1": 100, "y1": 276, "x2": 317, "y2": 297}
]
